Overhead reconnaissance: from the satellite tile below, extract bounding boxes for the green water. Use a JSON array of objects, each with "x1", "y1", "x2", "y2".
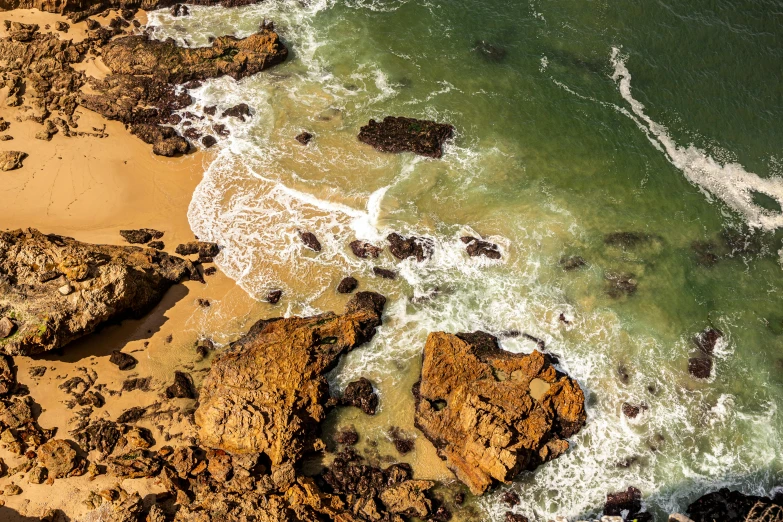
[{"x1": 149, "y1": 0, "x2": 783, "y2": 519}]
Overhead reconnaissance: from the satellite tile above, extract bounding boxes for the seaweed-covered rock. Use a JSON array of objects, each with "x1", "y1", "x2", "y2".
[
  {"x1": 0, "y1": 229, "x2": 197, "y2": 355},
  {"x1": 195, "y1": 293, "x2": 385, "y2": 462},
  {"x1": 413, "y1": 331, "x2": 586, "y2": 494},
  {"x1": 358, "y1": 116, "x2": 454, "y2": 158}
]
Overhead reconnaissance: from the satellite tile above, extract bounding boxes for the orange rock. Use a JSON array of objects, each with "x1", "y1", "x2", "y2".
[{"x1": 414, "y1": 331, "x2": 586, "y2": 495}]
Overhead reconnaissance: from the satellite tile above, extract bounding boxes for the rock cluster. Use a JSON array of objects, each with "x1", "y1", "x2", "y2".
[
  {"x1": 0, "y1": 229, "x2": 198, "y2": 355},
  {"x1": 413, "y1": 331, "x2": 586, "y2": 494},
  {"x1": 358, "y1": 116, "x2": 454, "y2": 158},
  {"x1": 687, "y1": 488, "x2": 783, "y2": 522}
]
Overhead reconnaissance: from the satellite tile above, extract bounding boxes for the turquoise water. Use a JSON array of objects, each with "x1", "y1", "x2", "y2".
[{"x1": 149, "y1": 1, "x2": 783, "y2": 519}]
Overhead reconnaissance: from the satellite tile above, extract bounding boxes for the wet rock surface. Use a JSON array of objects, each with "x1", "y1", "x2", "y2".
[
  {"x1": 350, "y1": 240, "x2": 383, "y2": 258},
  {"x1": 0, "y1": 229, "x2": 197, "y2": 356},
  {"x1": 461, "y1": 236, "x2": 501, "y2": 259},
  {"x1": 295, "y1": 131, "x2": 313, "y2": 144},
  {"x1": 298, "y1": 230, "x2": 322, "y2": 252},
  {"x1": 387, "y1": 232, "x2": 433, "y2": 262},
  {"x1": 358, "y1": 116, "x2": 455, "y2": 158},
  {"x1": 195, "y1": 292, "x2": 386, "y2": 461},
  {"x1": 337, "y1": 276, "x2": 358, "y2": 294},
  {"x1": 341, "y1": 377, "x2": 378, "y2": 415},
  {"x1": 604, "y1": 486, "x2": 652, "y2": 522},
  {"x1": 413, "y1": 330, "x2": 586, "y2": 494},
  {"x1": 687, "y1": 488, "x2": 783, "y2": 522}
]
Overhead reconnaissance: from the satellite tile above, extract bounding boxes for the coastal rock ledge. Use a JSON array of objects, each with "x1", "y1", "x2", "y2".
[
  {"x1": 413, "y1": 331, "x2": 587, "y2": 495},
  {"x1": 0, "y1": 229, "x2": 198, "y2": 355}
]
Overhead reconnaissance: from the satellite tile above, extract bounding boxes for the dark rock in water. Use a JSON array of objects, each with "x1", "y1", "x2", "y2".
[
  {"x1": 414, "y1": 331, "x2": 586, "y2": 494},
  {"x1": 213, "y1": 123, "x2": 230, "y2": 137},
  {"x1": 694, "y1": 327, "x2": 723, "y2": 356},
  {"x1": 170, "y1": 3, "x2": 189, "y2": 16},
  {"x1": 461, "y1": 236, "x2": 501, "y2": 259},
  {"x1": 505, "y1": 513, "x2": 528, "y2": 522},
  {"x1": 622, "y1": 402, "x2": 647, "y2": 419},
  {"x1": 605, "y1": 271, "x2": 637, "y2": 298},
  {"x1": 617, "y1": 363, "x2": 631, "y2": 384},
  {"x1": 295, "y1": 131, "x2": 313, "y2": 145},
  {"x1": 337, "y1": 276, "x2": 358, "y2": 294},
  {"x1": 345, "y1": 291, "x2": 387, "y2": 317},
  {"x1": 604, "y1": 486, "x2": 645, "y2": 518},
  {"x1": 687, "y1": 488, "x2": 783, "y2": 522},
  {"x1": 688, "y1": 357, "x2": 712, "y2": 379},
  {"x1": 388, "y1": 426, "x2": 414, "y2": 454},
  {"x1": 473, "y1": 40, "x2": 507, "y2": 62},
  {"x1": 183, "y1": 127, "x2": 202, "y2": 140},
  {"x1": 176, "y1": 241, "x2": 219, "y2": 257},
  {"x1": 341, "y1": 377, "x2": 378, "y2": 415},
  {"x1": 204, "y1": 105, "x2": 217, "y2": 116},
  {"x1": 721, "y1": 226, "x2": 763, "y2": 257},
  {"x1": 373, "y1": 267, "x2": 397, "y2": 280},
  {"x1": 298, "y1": 230, "x2": 322, "y2": 252},
  {"x1": 221, "y1": 103, "x2": 252, "y2": 121},
  {"x1": 559, "y1": 255, "x2": 586, "y2": 271},
  {"x1": 387, "y1": 232, "x2": 433, "y2": 262},
  {"x1": 201, "y1": 135, "x2": 217, "y2": 148},
  {"x1": 604, "y1": 232, "x2": 653, "y2": 248},
  {"x1": 266, "y1": 289, "x2": 283, "y2": 304},
  {"x1": 119, "y1": 228, "x2": 162, "y2": 244},
  {"x1": 350, "y1": 240, "x2": 382, "y2": 258},
  {"x1": 358, "y1": 116, "x2": 454, "y2": 158},
  {"x1": 501, "y1": 490, "x2": 520, "y2": 507},
  {"x1": 165, "y1": 371, "x2": 195, "y2": 399},
  {"x1": 334, "y1": 425, "x2": 359, "y2": 446},
  {"x1": 522, "y1": 333, "x2": 546, "y2": 349},
  {"x1": 147, "y1": 240, "x2": 164, "y2": 250},
  {"x1": 691, "y1": 240, "x2": 720, "y2": 267},
  {"x1": 110, "y1": 350, "x2": 137, "y2": 371}
]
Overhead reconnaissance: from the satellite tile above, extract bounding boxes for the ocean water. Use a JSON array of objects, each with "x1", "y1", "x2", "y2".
[{"x1": 147, "y1": 1, "x2": 783, "y2": 519}]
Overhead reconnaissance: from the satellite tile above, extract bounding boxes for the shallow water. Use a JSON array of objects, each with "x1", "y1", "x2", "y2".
[{"x1": 148, "y1": 1, "x2": 783, "y2": 519}]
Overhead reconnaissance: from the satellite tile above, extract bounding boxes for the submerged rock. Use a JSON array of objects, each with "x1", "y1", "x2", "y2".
[
  {"x1": 473, "y1": 40, "x2": 507, "y2": 62},
  {"x1": 298, "y1": 230, "x2": 322, "y2": 252},
  {"x1": 222, "y1": 103, "x2": 252, "y2": 121},
  {"x1": 337, "y1": 276, "x2": 358, "y2": 294},
  {"x1": 349, "y1": 239, "x2": 383, "y2": 258},
  {"x1": 373, "y1": 266, "x2": 397, "y2": 280},
  {"x1": 560, "y1": 255, "x2": 587, "y2": 271},
  {"x1": 387, "y1": 232, "x2": 433, "y2": 262},
  {"x1": 461, "y1": 236, "x2": 501, "y2": 259},
  {"x1": 295, "y1": 131, "x2": 313, "y2": 145},
  {"x1": 688, "y1": 357, "x2": 712, "y2": 379},
  {"x1": 195, "y1": 292, "x2": 385, "y2": 462},
  {"x1": 605, "y1": 271, "x2": 638, "y2": 298},
  {"x1": 266, "y1": 289, "x2": 283, "y2": 304},
  {"x1": 413, "y1": 331, "x2": 586, "y2": 495},
  {"x1": 0, "y1": 229, "x2": 197, "y2": 356},
  {"x1": 358, "y1": 116, "x2": 454, "y2": 158},
  {"x1": 693, "y1": 327, "x2": 723, "y2": 356}
]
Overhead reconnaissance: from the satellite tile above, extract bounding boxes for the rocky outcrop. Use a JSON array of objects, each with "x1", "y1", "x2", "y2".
[
  {"x1": 337, "y1": 276, "x2": 358, "y2": 294},
  {"x1": 687, "y1": 488, "x2": 783, "y2": 522},
  {"x1": 298, "y1": 230, "x2": 322, "y2": 252},
  {"x1": 688, "y1": 327, "x2": 723, "y2": 379},
  {"x1": 0, "y1": 0, "x2": 262, "y2": 18},
  {"x1": 0, "y1": 151, "x2": 26, "y2": 171},
  {"x1": 350, "y1": 240, "x2": 383, "y2": 259},
  {"x1": 119, "y1": 228, "x2": 163, "y2": 244},
  {"x1": 341, "y1": 377, "x2": 378, "y2": 415},
  {"x1": 413, "y1": 331, "x2": 586, "y2": 495},
  {"x1": 358, "y1": 116, "x2": 454, "y2": 158},
  {"x1": 387, "y1": 232, "x2": 433, "y2": 262},
  {"x1": 0, "y1": 229, "x2": 197, "y2": 355},
  {"x1": 195, "y1": 292, "x2": 386, "y2": 463},
  {"x1": 461, "y1": 236, "x2": 501, "y2": 259}
]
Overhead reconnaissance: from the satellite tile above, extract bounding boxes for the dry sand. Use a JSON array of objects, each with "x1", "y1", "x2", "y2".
[{"x1": 0, "y1": 9, "x2": 265, "y2": 519}]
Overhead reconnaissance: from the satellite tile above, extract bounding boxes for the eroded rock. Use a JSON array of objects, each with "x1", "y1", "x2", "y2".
[
  {"x1": 413, "y1": 331, "x2": 586, "y2": 494},
  {"x1": 349, "y1": 240, "x2": 382, "y2": 259},
  {"x1": 0, "y1": 229, "x2": 197, "y2": 355},
  {"x1": 387, "y1": 233, "x2": 433, "y2": 262},
  {"x1": 358, "y1": 116, "x2": 454, "y2": 158},
  {"x1": 341, "y1": 378, "x2": 378, "y2": 415},
  {"x1": 0, "y1": 151, "x2": 26, "y2": 171},
  {"x1": 461, "y1": 236, "x2": 501, "y2": 259}
]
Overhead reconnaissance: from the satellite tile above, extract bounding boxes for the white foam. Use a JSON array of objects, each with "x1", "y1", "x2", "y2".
[{"x1": 609, "y1": 47, "x2": 783, "y2": 231}]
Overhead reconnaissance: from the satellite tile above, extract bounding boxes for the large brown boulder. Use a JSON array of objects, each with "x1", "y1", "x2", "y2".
[
  {"x1": 0, "y1": 229, "x2": 198, "y2": 355},
  {"x1": 413, "y1": 331, "x2": 586, "y2": 495},
  {"x1": 195, "y1": 292, "x2": 386, "y2": 463},
  {"x1": 101, "y1": 30, "x2": 287, "y2": 84}
]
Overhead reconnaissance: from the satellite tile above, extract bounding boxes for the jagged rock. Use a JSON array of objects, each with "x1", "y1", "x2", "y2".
[
  {"x1": 388, "y1": 426, "x2": 414, "y2": 454},
  {"x1": 505, "y1": 514, "x2": 528, "y2": 522},
  {"x1": 349, "y1": 240, "x2": 382, "y2": 259},
  {"x1": 387, "y1": 233, "x2": 432, "y2": 262},
  {"x1": 299, "y1": 230, "x2": 322, "y2": 252},
  {"x1": 101, "y1": 30, "x2": 287, "y2": 84},
  {"x1": 341, "y1": 378, "x2": 378, "y2": 415},
  {"x1": 604, "y1": 487, "x2": 652, "y2": 521},
  {"x1": 379, "y1": 480, "x2": 434, "y2": 517},
  {"x1": 147, "y1": 240, "x2": 164, "y2": 250},
  {"x1": 119, "y1": 228, "x2": 163, "y2": 244},
  {"x1": 207, "y1": 449, "x2": 232, "y2": 482},
  {"x1": 201, "y1": 135, "x2": 217, "y2": 148},
  {"x1": 54, "y1": 20, "x2": 69, "y2": 32},
  {"x1": 116, "y1": 406, "x2": 145, "y2": 424},
  {"x1": 333, "y1": 426, "x2": 359, "y2": 446},
  {"x1": 195, "y1": 292, "x2": 385, "y2": 462},
  {"x1": 622, "y1": 402, "x2": 646, "y2": 419},
  {"x1": 0, "y1": 151, "x2": 26, "y2": 171},
  {"x1": 266, "y1": 289, "x2": 282, "y2": 304},
  {"x1": 337, "y1": 276, "x2": 358, "y2": 294},
  {"x1": 413, "y1": 331, "x2": 586, "y2": 494},
  {"x1": 358, "y1": 116, "x2": 454, "y2": 158},
  {"x1": 109, "y1": 351, "x2": 137, "y2": 371},
  {"x1": 37, "y1": 439, "x2": 78, "y2": 478},
  {"x1": 165, "y1": 371, "x2": 195, "y2": 399},
  {"x1": 28, "y1": 465, "x2": 47, "y2": 484},
  {"x1": 72, "y1": 419, "x2": 122, "y2": 455},
  {"x1": 0, "y1": 357, "x2": 14, "y2": 397},
  {"x1": 221, "y1": 103, "x2": 251, "y2": 121},
  {"x1": 473, "y1": 40, "x2": 507, "y2": 62},
  {"x1": 0, "y1": 318, "x2": 14, "y2": 339},
  {"x1": 107, "y1": 450, "x2": 161, "y2": 478},
  {"x1": 175, "y1": 241, "x2": 219, "y2": 257},
  {"x1": 7, "y1": 21, "x2": 38, "y2": 42},
  {"x1": 461, "y1": 236, "x2": 501, "y2": 259},
  {"x1": 373, "y1": 267, "x2": 397, "y2": 280},
  {"x1": 0, "y1": 229, "x2": 197, "y2": 356},
  {"x1": 295, "y1": 131, "x2": 313, "y2": 145}
]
